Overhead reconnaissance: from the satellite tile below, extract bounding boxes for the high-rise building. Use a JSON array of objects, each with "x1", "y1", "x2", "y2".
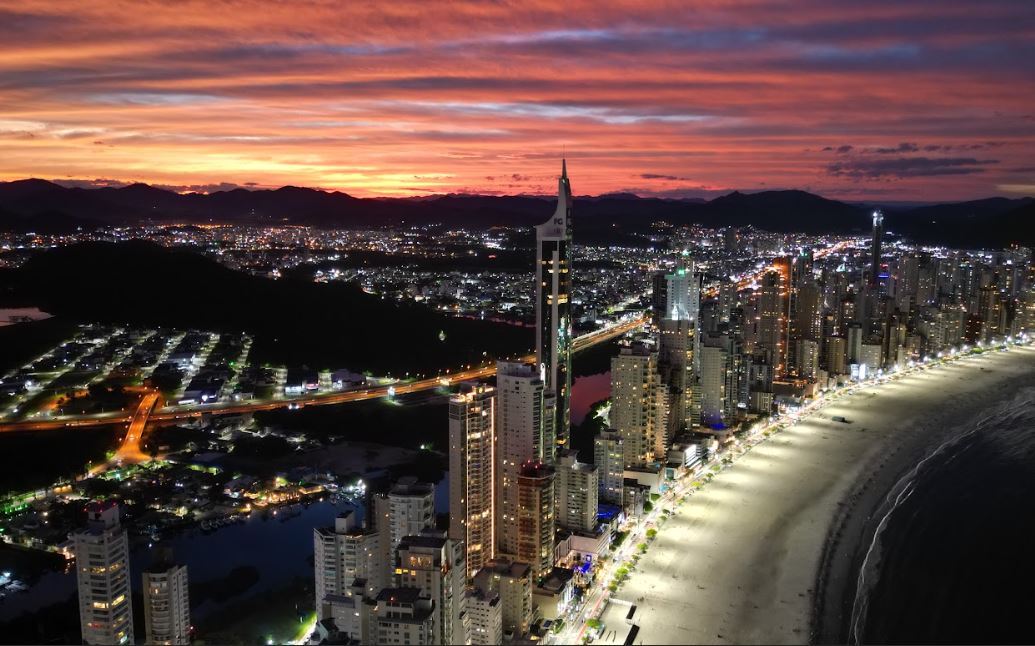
[
  {"x1": 846, "y1": 322, "x2": 863, "y2": 365},
  {"x1": 651, "y1": 270, "x2": 668, "y2": 324},
  {"x1": 698, "y1": 343, "x2": 730, "y2": 426},
  {"x1": 665, "y1": 259, "x2": 700, "y2": 323},
  {"x1": 555, "y1": 451, "x2": 599, "y2": 534},
  {"x1": 394, "y1": 533, "x2": 467, "y2": 646},
  {"x1": 448, "y1": 383, "x2": 497, "y2": 577},
  {"x1": 593, "y1": 430, "x2": 624, "y2": 506},
  {"x1": 142, "y1": 555, "x2": 190, "y2": 645},
  {"x1": 314, "y1": 511, "x2": 385, "y2": 618},
  {"x1": 757, "y1": 261, "x2": 790, "y2": 375},
  {"x1": 870, "y1": 210, "x2": 885, "y2": 287},
  {"x1": 657, "y1": 318, "x2": 692, "y2": 439},
  {"x1": 657, "y1": 259, "x2": 700, "y2": 438},
  {"x1": 472, "y1": 559, "x2": 533, "y2": 638},
  {"x1": 698, "y1": 333, "x2": 742, "y2": 426},
  {"x1": 464, "y1": 587, "x2": 503, "y2": 645},
  {"x1": 789, "y1": 278, "x2": 822, "y2": 375},
  {"x1": 381, "y1": 477, "x2": 436, "y2": 556},
  {"x1": 536, "y1": 160, "x2": 574, "y2": 448},
  {"x1": 496, "y1": 361, "x2": 554, "y2": 559},
  {"x1": 796, "y1": 339, "x2": 820, "y2": 379},
  {"x1": 369, "y1": 587, "x2": 436, "y2": 645},
  {"x1": 610, "y1": 345, "x2": 665, "y2": 467},
  {"x1": 74, "y1": 501, "x2": 134, "y2": 645},
  {"x1": 516, "y1": 462, "x2": 555, "y2": 582}
]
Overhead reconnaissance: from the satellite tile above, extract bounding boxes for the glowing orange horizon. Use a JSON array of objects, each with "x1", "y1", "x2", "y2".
[{"x1": 0, "y1": 1, "x2": 1032, "y2": 200}]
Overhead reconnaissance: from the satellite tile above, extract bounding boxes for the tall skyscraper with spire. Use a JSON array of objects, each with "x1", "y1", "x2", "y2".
[
  {"x1": 870, "y1": 209, "x2": 884, "y2": 287},
  {"x1": 536, "y1": 160, "x2": 573, "y2": 449}
]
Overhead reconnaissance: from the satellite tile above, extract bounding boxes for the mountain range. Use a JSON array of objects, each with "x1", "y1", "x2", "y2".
[{"x1": 0, "y1": 178, "x2": 1032, "y2": 248}]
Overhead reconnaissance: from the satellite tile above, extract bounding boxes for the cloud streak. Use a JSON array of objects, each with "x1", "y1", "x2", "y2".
[
  {"x1": 827, "y1": 156, "x2": 999, "y2": 179},
  {"x1": 0, "y1": 0, "x2": 1031, "y2": 199}
]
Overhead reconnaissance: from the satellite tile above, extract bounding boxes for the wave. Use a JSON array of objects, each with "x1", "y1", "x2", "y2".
[{"x1": 847, "y1": 389, "x2": 1035, "y2": 644}]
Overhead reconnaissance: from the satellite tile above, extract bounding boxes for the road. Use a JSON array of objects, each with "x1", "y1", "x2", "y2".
[
  {"x1": 115, "y1": 391, "x2": 160, "y2": 463},
  {"x1": 550, "y1": 335, "x2": 1028, "y2": 645},
  {"x1": 0, "y1": 314, "x2": 647, "y2": 434},
  {"x1": 87, "y1": 391, "x2": 161, "y2": 474}
]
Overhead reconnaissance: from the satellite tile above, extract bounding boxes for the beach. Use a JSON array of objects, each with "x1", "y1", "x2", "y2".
[{"x1": 611, "y1": 345, "x2": 1035, "y2": 645}]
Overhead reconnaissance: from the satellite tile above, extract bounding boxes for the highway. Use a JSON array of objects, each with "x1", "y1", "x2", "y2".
[
  {"x1": 0, "y1": 314, "x2": 647, "y2": 434},
  {"x1": 88, "y1": 391, "x2": 161, "y2": 473}
]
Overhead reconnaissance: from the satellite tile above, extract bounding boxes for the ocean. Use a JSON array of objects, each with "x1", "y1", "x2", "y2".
[{"x1": 850, "y1": 386, "x2": 1035, "y2": 644}]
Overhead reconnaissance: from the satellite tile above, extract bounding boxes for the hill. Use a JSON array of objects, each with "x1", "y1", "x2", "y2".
[
  {"x1": 4, "y1": 241, "x2": 532, "y2": 374},
  {"x1": 1, "y1": 178, "x2": 1030, "y2": 247}
]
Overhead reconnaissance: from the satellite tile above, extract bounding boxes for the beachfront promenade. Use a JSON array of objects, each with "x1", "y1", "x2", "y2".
[{"x1": 556, "y1": 339, "x2": 1035, "y2": 645}]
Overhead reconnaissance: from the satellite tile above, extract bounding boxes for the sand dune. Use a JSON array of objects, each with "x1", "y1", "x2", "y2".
[{"x1": 613, "y1": 345, "x2": 1035, "y2": 645}]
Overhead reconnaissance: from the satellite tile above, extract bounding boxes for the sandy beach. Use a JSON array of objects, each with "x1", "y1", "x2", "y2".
[{"x1": 610, "y1": 345, "x2": 1035, "y2": 645}]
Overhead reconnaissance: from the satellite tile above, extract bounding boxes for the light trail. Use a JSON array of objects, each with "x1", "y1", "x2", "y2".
[{"x1": 0, "y1": 314, "x2": 647, "y2": 434}]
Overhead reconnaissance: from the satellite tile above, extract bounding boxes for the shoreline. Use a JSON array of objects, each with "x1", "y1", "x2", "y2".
[
  {"x1": 811, "y1": 344, "x2": 1035, "y2": 644},
  {"x1": 612, "y1": 344, "x2": 1035, "y2": 645}
]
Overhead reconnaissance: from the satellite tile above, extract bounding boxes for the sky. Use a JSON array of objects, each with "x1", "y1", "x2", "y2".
[{"x1": 0, "y1": 0, "x2": 1033, "y2": 200}]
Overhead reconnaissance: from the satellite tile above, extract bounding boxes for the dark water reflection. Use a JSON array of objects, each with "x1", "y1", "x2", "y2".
[{"x1": 1, "y1": 477, "x2": 449, "y2": 625}]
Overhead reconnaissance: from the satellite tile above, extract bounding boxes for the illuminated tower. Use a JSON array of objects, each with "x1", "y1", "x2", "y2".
[
  {"x1": 757, "y1": 259, "x2": 790, "y2": 376},
  {"x1": 611, "y1": 345, "x2": 665, "y2": 466},
  {"x1": 448, "y1": 383, "x2": 497, "y2": 578},
  {"x1": 870, "y1": 210, "x2": 884, "y2": 286},
  {"x1": 495, "y1": 361, "x2": 554, "y2": 560},
  {"x1": 657, "y1": 257, "x2": 699, "y2": 438},
  {"x1": 142, "y1": 556, "x2": 190, "y2": 646},
  {"x1": 74, "y1": 501, "x2": 134, "y2": 645},
  {"x1": 516, "y1": 461, "x2": 555, "y2": 582},
  {"x1": 536, "y1": 160, "x2": 573, "y2": 449}
]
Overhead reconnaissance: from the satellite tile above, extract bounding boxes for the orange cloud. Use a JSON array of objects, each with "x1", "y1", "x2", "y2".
[{"x1": 0, "y1": 0, "x2": 1032, "y2": 199}]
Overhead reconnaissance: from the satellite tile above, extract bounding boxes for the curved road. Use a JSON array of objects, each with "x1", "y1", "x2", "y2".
[
  {"x1": 1, "y1": 240, "x2": 853, "y2": 436},
  {"x1": 0, "y1": 315, "x2": 647, "y2": 434}
]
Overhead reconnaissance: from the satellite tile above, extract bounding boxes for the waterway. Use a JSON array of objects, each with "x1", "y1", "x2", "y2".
[
  {"x1": 0, "y1": 476, "x2": 449, "y2": 637},
  {"x1": 570, "y1": 371, "x2": 611, "y2": 426}
]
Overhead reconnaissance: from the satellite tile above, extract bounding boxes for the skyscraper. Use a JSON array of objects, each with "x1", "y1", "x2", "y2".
[
  {"x1": 516, "y1": 461, "x2": 555, "y2": 582},
  {"x1": 142, "y1": 555, "x2": 190, "y2": 646},
  {"x1": 496, "y1": 361, "x2": 554, "y2": 559},
  {"x1": 757, "y1": 261, "x2": 790, "y2": 375},
  {"x1": 448, "y1": 383, "x2": 497, "y2": 577},
  {"x1": 314, "y1": 510, "x2": 385, "y2": 618},
  {"x1": 665, "y1": 259, "x2": 700, "y2": 323},
  {"x1": 74, "y1": 501, "x2": 134, "y2": 645},
  {"x1": 471, "y1": 559, "x2": 533, "y2": 638},
  {"x1": 698, "y1": 343, "x2": 730, "y2": 426},
  {"x1": 381, "y1": 477, "x2": 436, "y2": 556},
  {"x1": 870, "y1": 209, "x2": 885, "y2": 287},
  {"x1": 593, "y1": 430, "x2": 625, "y2": 506},
  {"x1": 464, "y1": 587, "x2": 503, "y2": 645},
  {"x1": 394, "y1": 533, "x2": 467, "y2": 646},
  {"x1": 610, "y1": 345, "x2": 665, "y2": 467},
  {"x1": 536, "y1": 160, "x2": 573, "y2": 449},
  {"x1": 555, "y1": 452, "x2": 598, "y2": 534},
  {"x1": 657, "y1": 258, "x2": 699, "y2": 438},
  {"x1": 825, "y1": 336, "x2": 848, "y2": 375}
]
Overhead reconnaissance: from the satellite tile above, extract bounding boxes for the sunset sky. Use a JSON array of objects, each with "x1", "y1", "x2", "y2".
[{"x1": 1, "y1": 0, "x2": 1032, "y2": 200}]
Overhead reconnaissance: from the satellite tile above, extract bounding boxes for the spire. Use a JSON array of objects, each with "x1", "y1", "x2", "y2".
[{"x1": 561, "y1": 157, "x2": 567, "y2": 180}]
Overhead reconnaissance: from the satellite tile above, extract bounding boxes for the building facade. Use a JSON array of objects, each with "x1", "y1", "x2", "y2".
[
  {"x1": 555, "y1": 452, "x2": 599, "y2": 534},
  {"x1": 142, "y1": 562, "x2": 190, "y2": 645},
  {"x1": 448, "y1": 383, "x2": 497, "y2": 577},
  {"x1": 496, "y1": 361, "x2": 554, "y2": 559},
  {"x1": 536, "y1": 160, "x2": 574, "y2": 448},
  {"x1": 516, "y1": 462, "x2": 556, "y2": 582},
  {"x1": 593, "y1": 430, "x2": 625, "y2": 506},
  {"x1": 74, "y1": 501, "x2": 134, "y2": 645}
]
